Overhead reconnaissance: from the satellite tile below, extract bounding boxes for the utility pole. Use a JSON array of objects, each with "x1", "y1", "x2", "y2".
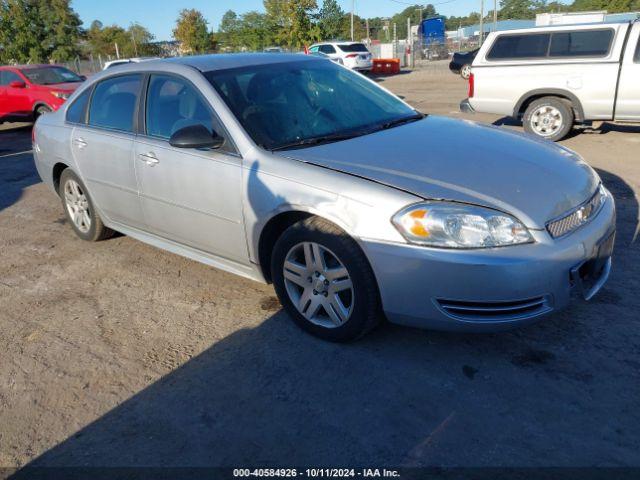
[
  {"x1": 365, "y1": 18, "x2": 370, "y2": 45},
  {"x1": 493, "y1": 0, "x2": 498, "y2": 32},
  {"x1": 115, "y1": 42, "x2": 120, "y2": 59},
  {"x1": 479, "y1": 0, "x2": 484, "y2": 46},
  {"x1": 131, "y1": 30, "x2": 138, "y2": 57},
  {"x1": 351, "y1": 0, "x2": 355, "y2": 41}
]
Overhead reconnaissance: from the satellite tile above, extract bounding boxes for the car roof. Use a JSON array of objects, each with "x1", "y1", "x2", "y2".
[
  {"x1": 163, "y1": 53, "x2": 321, "y2": 72},
  {"x1": 491, "y1": 18, "x2": 634, "y2": 35},
  {"x1": 0, "y1": 64, "x2": 60, "y2": 70}
]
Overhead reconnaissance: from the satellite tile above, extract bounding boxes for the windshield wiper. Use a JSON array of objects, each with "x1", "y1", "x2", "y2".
[
  {"x1": 380, "y1": 112, "x2": 425, "y2": 130},
  {"x1": 271, "y1": 131, "x2": 367, "y2": 151}
]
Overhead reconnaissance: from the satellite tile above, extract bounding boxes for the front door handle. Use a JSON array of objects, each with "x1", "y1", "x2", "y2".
[{"x1": 139, "y1": 153, "x2": 159, "y2": 166}]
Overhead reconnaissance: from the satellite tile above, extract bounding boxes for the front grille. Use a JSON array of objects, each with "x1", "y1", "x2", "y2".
[
  {"x1": 437, "y1": 296, "x2": 552, "y2": 321},
  {"x1": 547, "y1": 186, "x2": 606, "y2": 239}
]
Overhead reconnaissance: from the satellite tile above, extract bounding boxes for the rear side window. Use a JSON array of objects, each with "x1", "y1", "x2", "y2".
[
  {"x1": 66, "y1": 88, "x2": 92, "y2": 124},
  {"x1": 549, "y1": 29, "x2": 613, "y2": 57},
  {"x1": 338, "y1": 43, "x2": 368, "y2": 53},
  {"x1": 89, "y1": 74, "x2": 141, "y2": 133},
  {"x1": 488, "y1": 34, "x2": 550, "y2": 60},
  {"x1": 319, "y1": 45, "x2": 336, "y2": 54}
]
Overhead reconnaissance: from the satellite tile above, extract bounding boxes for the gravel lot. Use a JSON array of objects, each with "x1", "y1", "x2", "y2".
[{"x1": 1, "y1": 68, "x2": 639, "y2": 473}]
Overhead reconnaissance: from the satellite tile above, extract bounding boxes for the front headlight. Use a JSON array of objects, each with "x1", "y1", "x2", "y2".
[
  {"x1": 51, "y1": 91, "x2": 70, "y2": 100},
  {"x1": 392, "y1": 202, "x2": 534, "y2": 248}
]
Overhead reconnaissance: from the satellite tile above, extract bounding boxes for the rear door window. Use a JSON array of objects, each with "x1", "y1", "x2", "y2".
[
  {"x1": 88, "y1": 74, "x2": 141, "y2": 133},
  {"x1": 337, "y1": 43, "x2": 369, "y2": 53},
  {"x1": 487, "y1": 34, "x2": 550, "y2": 60},
  {"x1": 319, "y1": 45, "x2": 336, "y2": 54},
  {"x1": 549, "y1": 29, "x2": 614, "y2": 57}
]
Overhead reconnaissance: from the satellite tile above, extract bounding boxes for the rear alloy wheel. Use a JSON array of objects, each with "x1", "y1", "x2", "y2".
[
  {"x1": 460, "y1": 64, "x2": 471, "y2": 80},
  {"x1": 523, "y1": 96, "x2": 574, "y2": 142},
  {"x1": 271, "y1": 217, "x2": 381, "y2": 342},
  {"x1": 59, "y1": 169, "x2": 113, "y2": 242}
]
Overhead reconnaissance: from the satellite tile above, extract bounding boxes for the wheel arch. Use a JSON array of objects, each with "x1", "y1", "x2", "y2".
[
  {"x1": 514, "y1": 89, "x2": 584, "y2": 122},
  {"x1": 257, "y1": 208, "x2": 360, "y2": 284},
  {"x1": 52, "y1": 162, "x2": 70, "y2": 194}
]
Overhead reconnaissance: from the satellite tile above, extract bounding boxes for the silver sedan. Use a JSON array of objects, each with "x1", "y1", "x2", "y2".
[{"x1": 33, "y1": 54, "x2": 616, "y2": 341}]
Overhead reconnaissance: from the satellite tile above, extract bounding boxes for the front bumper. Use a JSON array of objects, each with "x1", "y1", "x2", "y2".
[
  {"x1": 361, "y1": 194, "x2": 616, "y2": 332},
  {"x1": 460, "y1": 99, "x2": 475, "y2": 113}
]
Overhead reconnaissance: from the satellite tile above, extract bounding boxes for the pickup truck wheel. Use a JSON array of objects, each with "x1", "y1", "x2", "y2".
[
  {"x1": 59, "y1": 169, "x2": 114, "y2": 242},
  {"x1": 523, "y1": 97, "x2": 574, "y2": 142},
  {"x1": 271, "y1": 217, "x2": 382, "y2": 342},
  {"x1": 460, "y1": 64, "x2": 471, "y2": 80}
]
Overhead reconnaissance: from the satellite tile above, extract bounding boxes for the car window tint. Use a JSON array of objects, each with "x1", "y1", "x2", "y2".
[
  {"x1": 146, "y1": 75, "x2": 215, "y2": 140},
  {"x1": 0, "y1": 71, "x2": 23, "y2": 85},
  {"x1": 337, "y1": 43, "x2": 368, "y2": 52},
  {"x1": 88, "y1": 74, "x2": 141, "y2": 132},
  {"x1": 320, "y1": 45, "x2": 336, "y2": 54},
  {"x1": 549, "y1": 29, "x2": 613, "y2": 57},
  {"x1": 66, "y1": 88, "x2": 92, "y2": 124},
  {"x1": 487, "y1": 34, "x2": 550, "y2": 60},
  {"x1": 635, "y1": 35, "x2": 640, "y2": 63}
]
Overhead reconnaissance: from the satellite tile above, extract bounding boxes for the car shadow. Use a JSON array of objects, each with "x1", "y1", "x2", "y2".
[{"x1": 0, "y1": 123, "x2": 40, "y2": 213}]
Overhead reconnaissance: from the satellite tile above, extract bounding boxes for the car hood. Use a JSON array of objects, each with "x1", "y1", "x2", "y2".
[
  {"x1": 278, "y1": 116, "x2": 599, "y2": 229},
  {"x1": 39, "y1": 82, "x2": 82, "y2": 92}
]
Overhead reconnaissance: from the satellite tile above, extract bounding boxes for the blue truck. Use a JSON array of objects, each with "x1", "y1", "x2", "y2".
[{"x1": 418, "y1": 16, "x2": 448, "y2": 60}]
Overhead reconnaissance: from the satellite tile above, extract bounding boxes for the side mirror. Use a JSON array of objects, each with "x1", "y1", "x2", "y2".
[
  {"x1": 169, "y1": 124, "x2": 224, "y2": 150},
  {"x1": 9, "y1": 81, "x2": 26, "y2": 89},
  {"x1": 79, "y1": 75, "x2": 87, "y2": 81}
]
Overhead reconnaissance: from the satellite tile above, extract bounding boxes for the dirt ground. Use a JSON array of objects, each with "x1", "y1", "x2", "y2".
[{"x1": 1, "y1": 69, "x2": 639, "y2": 473}]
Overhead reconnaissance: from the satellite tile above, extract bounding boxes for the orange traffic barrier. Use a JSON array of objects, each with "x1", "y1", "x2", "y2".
[{"x1": 372, "y1": 58, "x2": 401, "y2": 75}]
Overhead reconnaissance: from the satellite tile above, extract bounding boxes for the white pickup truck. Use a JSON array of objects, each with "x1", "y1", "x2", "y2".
[{"x1": 461, "y1": 20, "x2": 640, "y2": 141}]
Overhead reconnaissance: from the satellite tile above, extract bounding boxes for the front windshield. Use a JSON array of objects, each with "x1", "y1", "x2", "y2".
[
  {"x1": 205, "y1": 60, "x2": 419, "y2": 150},
  {"x1": 20, "y1": 67, "x2": 83, "y2": 85}
]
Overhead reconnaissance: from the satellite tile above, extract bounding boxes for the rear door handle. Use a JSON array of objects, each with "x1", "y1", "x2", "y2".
[
  {"x1": 139, "y1": 152, "x2": 159, "y2": 166},
  {"x1": 73, "y1": 138, "x2": 87, "y2": 149}
]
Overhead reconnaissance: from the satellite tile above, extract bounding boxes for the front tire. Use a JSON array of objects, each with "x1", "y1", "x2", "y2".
[
  {"x1": 34, "y1": 105, "x2": 52, "y2": 121},
  {"x1": 271, "y1": 217, "x2": 381, "y2": 342},
  {"x1": 59, "y1": 169, "x2": 113, "y2": 242},
  {"x1": 523, "y1": 96, "x2": 574, "y2": 142}
]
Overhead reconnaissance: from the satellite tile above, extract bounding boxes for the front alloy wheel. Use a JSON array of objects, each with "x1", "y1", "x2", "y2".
[
  {"x1": 283, "y1": 242, "x2": 354, "y2": 328},
  {"x1": 271, "y1": 217, "x2": 381, "y2": 342}
]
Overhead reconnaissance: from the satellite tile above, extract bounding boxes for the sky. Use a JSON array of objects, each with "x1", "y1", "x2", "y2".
[{"x1": 71, "y1": 0, "x2": 492, "y2": 42}]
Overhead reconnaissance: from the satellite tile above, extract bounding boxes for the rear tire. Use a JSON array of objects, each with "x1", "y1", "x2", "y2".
[
  {"x1": 460, "y1": 64, "x2": 471, "y2": 80},
  {"x1": 523, "y1": 96, "x2": 574, "y2": 142},
  {"x1": 271, "y1": 217, "x2": 382, "y2": 342},
  {"x1": 59, "y1": 169, "x2": 114, "y2": 242}
]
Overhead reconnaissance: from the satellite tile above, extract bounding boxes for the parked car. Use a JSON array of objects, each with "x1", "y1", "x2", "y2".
[
  {"x1": 449, "y1": 48, "x2": 479, "y2": 79},
  {"x1": 307, "y1": 51, "x2": 344, "y2": 65},
  {"x1": 461, "y1": 20, "x2": 640, "y2": 141},
  {"x1": 264, "y1": 47, "x2": 284, "y2": 53},
  {"x1": 103, "y1": 57, "x2": 160, "y2": 70},
  {"x1": 308, "y1": 42, "x2": 373, "y2": 71},
  {"x1": 33, "y1": 54, "x2": 616, "y2": 341},
  {"x1": 0, "y1": 65, "x2": 84, "y2": 123}
]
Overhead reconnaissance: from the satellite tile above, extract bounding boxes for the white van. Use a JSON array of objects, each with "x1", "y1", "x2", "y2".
[{"x1": 461, "y1": 20, "x2": 640, "y2": 141}]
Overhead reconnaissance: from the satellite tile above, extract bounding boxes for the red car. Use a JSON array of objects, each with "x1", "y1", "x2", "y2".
[{"x1": 0, "y1": 64, "x2": 85, "y2": 123}]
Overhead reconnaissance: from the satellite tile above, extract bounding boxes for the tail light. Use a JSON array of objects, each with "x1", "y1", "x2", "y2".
[
  {"x1": 345, "y1": 53, "x2": 359, "y2": 58},
  {"x1": 468, "y1": 73, "x2": 474, "y2": 98}
]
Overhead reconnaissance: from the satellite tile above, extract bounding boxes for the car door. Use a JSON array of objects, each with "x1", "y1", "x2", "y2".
[
  {"x1": 0, "y1": 70, "x2": 30, "y2": 118},
  {"x1": 134, "y1": 73, "x2": 247, "y2": 263},
  {"x1": 70, "y1": 74, "x2": 146, "y2": 228},
  {"x1": 615, "y1": 22, "x2": 640, "y2": 121}
]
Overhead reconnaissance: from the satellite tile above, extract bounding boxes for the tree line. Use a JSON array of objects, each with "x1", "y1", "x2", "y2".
[{"x1": 1, "y1": 0, "x2": 638, "y2": 64}]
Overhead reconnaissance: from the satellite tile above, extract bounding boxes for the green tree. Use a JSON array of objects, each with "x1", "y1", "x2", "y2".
[
  {"x1": 218, "y1": 10, "x2": 240, "y2": 49},
  {"x1": 173, "y1": 8, "x2": 211, "y2": 54},
  {"x1": 498, "y1": 0, "x2": 545, "y2": 19},
  {"x1": 236, "y1": 11, "x2": 274, "y2": 51},
  {"x1": 0, "y1": 0, "x2": 81, "y2": 63},
  {"x1": 319, "y1": 0, "x2": 344, "y2": 40},
  {"x1": 38, "y1": 0, "x2": 82, "y2": 62},
  {"x1": 264, "y1": 0, "x2": 321, "y2": 49}
]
